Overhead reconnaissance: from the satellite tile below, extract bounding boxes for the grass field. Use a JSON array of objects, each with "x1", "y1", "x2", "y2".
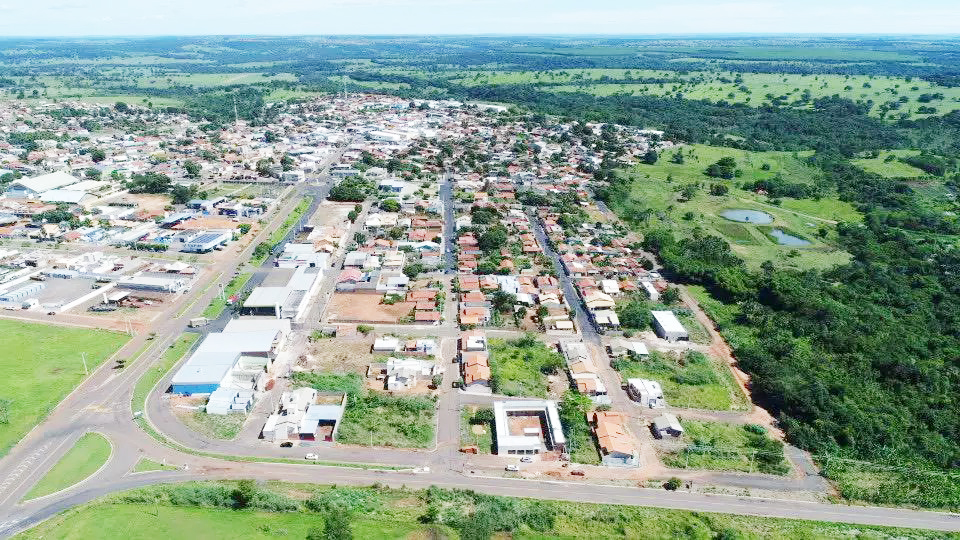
[
  {"x1": 0, "y1": 320, "x2": 129, "y2": 456},
  {"x1": 662, "y1": 420, "x2": 790, "y2": 475},
  {"x1": 488, "y1": 337, "x2": 564, "y2": 398},
  {"x1": 16, "y1": 481, "x2": 947, "y2": 540},
  {"x1": 131, "y1": 333, "x2": 200, "y2": 413},
  {"x1": 201, "y1": 272, "x2": 252, "y2": 319},
  {"x1": 611, "y1": 144, "x2": 857, "y2": 270},
  {"x1": 178, "y1": 410, "x2": 245, "y2": 440},
  {"x1": 460, "y1": 406, "x2": 494, "y2": 454},
  {"x1": 131, "y1": 458, "x2": 178, "y2": 473},
  {"x1": 25, "y1": 432, "x2": 111, "y2": 500},
  {"x1": 336, "y1": 393, "x2": 436, "y2": 448},
  {"x1": 614, "y1": 351, "x2": 748, "y2": 411},
  {"x1": 852, "y1": 150, "x2": 929, "y2": 177}
]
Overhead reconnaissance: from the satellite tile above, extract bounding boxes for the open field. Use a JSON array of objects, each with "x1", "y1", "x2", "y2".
[
  {"x1": 852, "y1": 150, "x2": 930, "y2": 177},
  {"x1": 327, "y1": 293, "x2": 414, "y2": 324},
  {"x1": 305, "y1": 338, "x2": 375, "y2": 374},
  {"x1": 16, "y1": 481, "x2": 947, "y2": 540},
  {"x1": 0, "y1": 320, "x2": 129, "y2": 456},
  {"x1": 661, "y1": 420, "x2": 790, "y2": 475},
  {"x1": 488, "y1": 337, "x2": 564, "y2": 398},
  {"x1": 25, "y1": 432, "x2": 111, "y2": 500},
  {"x1": 613, "y1": 351, "x2": 748, "y2": 411},
  {"x1": 611, "y1": 144, "x2": 857, "y2": 270},
  {"x1": 173, "y1": 401, "x2": 245, "y2": 440}
]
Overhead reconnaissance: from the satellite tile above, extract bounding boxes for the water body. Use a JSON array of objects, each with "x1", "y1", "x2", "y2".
[
  {"x1": 720, "y1": 209, "x2": 774, "y2": 224},
  {"x1": 769, "y1": 229, "x2": 811, "y2": 246}
]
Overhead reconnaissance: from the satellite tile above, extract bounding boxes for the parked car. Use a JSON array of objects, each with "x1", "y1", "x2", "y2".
[
  {"x1": 305, "y1": 453, "x2": 319, "y2": 460},
  {"x1": 505, "y1": 464, "x2": 519, "y2": 471},
  {"x1": 520, "y1": 456, "x2": 533, "y2": 463},
  {"x1": 280, "y1": 441, "x2": 293, "y2": 448}
]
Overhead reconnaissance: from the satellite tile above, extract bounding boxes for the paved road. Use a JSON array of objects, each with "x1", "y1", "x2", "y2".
[{"x1": 0, "y1": 174, "x2": 957, "y2": 536}]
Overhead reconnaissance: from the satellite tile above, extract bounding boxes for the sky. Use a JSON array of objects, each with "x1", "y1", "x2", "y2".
[{"x1": 1, "y1": 0, "x2": 959, "y2": 36}]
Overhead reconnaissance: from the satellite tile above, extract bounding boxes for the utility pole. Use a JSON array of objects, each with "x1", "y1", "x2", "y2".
[{"x1": 81, "y1": 352, "x2": 88, "y2": 376}]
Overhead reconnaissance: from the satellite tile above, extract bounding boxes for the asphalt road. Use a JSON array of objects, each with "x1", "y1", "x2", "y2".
[{"x1": 0, "y1": 170, "x2": 957, "y2": 535}]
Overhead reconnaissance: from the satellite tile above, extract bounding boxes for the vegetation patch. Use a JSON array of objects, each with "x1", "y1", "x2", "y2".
[
  {"x1": 460, "y1": 406, "x2": 494, "y2": 454},
  {"x1": 614, "y1": 351, "x2": 748, "y2": 411},
  {"x1": 131, "y1": 458, "x2": 178, "y2": 473},
  {"x1": 488, "y1": 334, "x2": 564, "y2": 398},
  {"x1": 132, "y1": 334, "x2": 200, "y2": 413},
  {"x1": 201, "y1": 272, "x2": 252, "y2": 319},
  {"x1": 662, "y1": 420, "x2": 790, "y2": 475},
  {"x1": 0, "y1": 320, "x2": 128, "y2": 457},
  {"x1": 25, "y1": 432, "x2": 111, "y2": 500},
  {"x1": 178, "y1": 410, "x2": 245, "y2": 441}
]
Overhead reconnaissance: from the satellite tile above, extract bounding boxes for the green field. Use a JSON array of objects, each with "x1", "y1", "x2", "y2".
[
  {"x1": 488, "y1": 337, "x2": 564, "y2": 397},
  {"x1": 448, "y1": 68, "x2": 960, "y2": 119},
  {"x1": 662, "y1": 420, "x2": 790, "y2": 475},
  {"x1": 15, "y1": 481, "x2": 947, "y2": 540},
  {"x1": 852, "y1": 150, "x2": 930, "y2": 177},
  {"x1": 611, "y1": 144, "x2": 857, "y2": 270},
  {"x1": 336, "y1": 393, "x2": 436, "y2": 448},
  {"x1": 614, "y1": 351, "x2": 748, "y2": 411},
  {"x1": 0, "y1": 320, "x2": 129, "y2": 456},
  {"x1": 25, "y1": 432, "x2": 111, "y2": 500},
  {"x1": 178, "y1": 410, "x2": 245, "y2": 440},
  {"x1": 131, "y1": 458, "x2": 178, "y2": 473}
]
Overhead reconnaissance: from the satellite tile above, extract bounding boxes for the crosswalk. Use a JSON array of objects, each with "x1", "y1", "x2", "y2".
[{"x1": 0, "y1": 441, "x2": 52, "y2": 505}]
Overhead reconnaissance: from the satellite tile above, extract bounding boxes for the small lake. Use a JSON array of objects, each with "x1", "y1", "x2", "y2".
[
  {"x1": 720, "y1": 209, "x2": 774, "y2": 224},
  {"x1": 769, "y1": 229, "x2": 811, "y2": 246}
]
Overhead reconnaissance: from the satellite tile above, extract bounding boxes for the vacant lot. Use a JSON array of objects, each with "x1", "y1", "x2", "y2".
[
  {"x1": 172, "y1": 396, "x2": 245, "y2": 440},
  {"x1": 0, "y1": 320, "x2": 129, "y2": 456},
  {"x1": 661, "y1": 420, "x2": 790, "y2": 475},
  {"x1": 327, "y1": 293, "x2": 414, "y2": 324},
  {"x1": 25, "y1": 432, "x2": 112, "y2": 500},
  {"x1": 304, "y1": 338, "x2": 376, "y2": 374},
  {"x1": 460, "y1": 406, "x2": 493, "y2": 454},
  {"x1": 614, "y1": 351, "x2": 748, "y2": 411},
  {"x1": 488, "y1": 336, "x2": 564, "y2": 398}
]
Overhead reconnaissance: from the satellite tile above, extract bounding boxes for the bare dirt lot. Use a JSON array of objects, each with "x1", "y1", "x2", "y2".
[
  {"x1": 113, "y1": 193, "x2": 171, "y2": 214},
  {"x1": 304, "y1": 338, "x2": 376, "y2": 374},
  {"x1": 326, "y1": 293, "x2": 414, "y2": 324}
]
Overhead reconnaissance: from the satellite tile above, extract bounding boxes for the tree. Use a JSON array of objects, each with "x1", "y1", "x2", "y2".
[
  {"x1": 616, "y1": 297, "x2": 652, "y2": 330},
  {"x1": 183, "y1": 160, "x2": 201, "y2": 178},
  {"x1": 126, "y1": 172, "x2": 171, "y2": 194},
  {"x1": 280, "y1": 154, "x2": 295, "y2": 171},
  {"x1": 170, "y1": 184, "x2": 198, "y2": 205},
  {"x1": 642, "y1": 149, "x2": 659, "y2": 165},
  {"x1": 256, "y1": 158, "x2": 277, "y2": 178},
  {"x1": 320, "y1": 509, "x2": 353, "y2": 540},
  {"x1": 478, "y1": 226, "x2": 508, "y2": 252},
  {"x1": 381, "y1": 198, "x2": 401, "y2": 212},
  {"x1": 85, "y1": 168, "x2": 101, "y2": 180},
  {"x1": 705, "y1": 157, "x2": 737, "y2": 179},
  {"x1": 491, "y1": 290, "x2": 517, "y2": 313},
  {"x1": 231, "y1": 480, "x2": 257, "y2": 508},
  {"x1": 660, "y1": 287, "x2": 681, "y2": 305},
  {"x1": 90, "y1": 148, "x2": 106, "y2": 163},
  {"x1": 664, "y1": 477, "x2": 682, "y2": 491},
  {"x1": 709, "y1": 183, "x2": 729, "y2": 196},
  {"x1": 113, "y1": 101, "x2": 129, "y2": 112},
  {"x1": 403, "y1": 263, "x2": 424, "y2": 279}
]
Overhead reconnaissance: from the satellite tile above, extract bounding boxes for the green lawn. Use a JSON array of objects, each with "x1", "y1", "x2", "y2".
[
  {"x1": 131, "y1": 458, "x2": 178, "y2": 473},
  {"x1": 488, "y1": 337, "x2": 564, "y2": 397},
  {"x1": 25, "y1": 432, "x2": 111, "y2": 500},
  {"x1": 614, "y1": 351, "x2": 748, "y2": 411},
  {"x1": 662, "y1": 420, "x2": 790, "y2": 475},
  {"x1": 336, "y1": 393, "x2": 436, "y2": 448},
  {"x1": 15, "y1": 481, "x2": 947, "y2": 540},
  {"x1": 0, "y1": 320, "x2": 129, "y2": 456},
  {"x1": 201, "y1": 272, "x2": 252, "y2": 319},
  {"x1": 460, "y1": 406, "x2": 493, "y2": 453},
  {"x1": 131, "y1": 333, "x2": 200, "y2": 413}
]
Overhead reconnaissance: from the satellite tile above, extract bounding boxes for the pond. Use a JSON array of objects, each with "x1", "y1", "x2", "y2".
[
  {"x1": 769, "y1": 229, "x2": 811, "y2": 246},
  {"x1": 719, "y1": 209, "x2": 774, "y2": 224}
]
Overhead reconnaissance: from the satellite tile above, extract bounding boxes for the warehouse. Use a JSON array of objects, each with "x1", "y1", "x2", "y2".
[
  {"x1": 651, "y1": 310, "x2": 689, "y2": 342},
  {"x1": 117, "y1": 273, "x2": 187, "y2": 293},
  {"x1": 182, "y1": 230, "x2": 232, "y2": 253},
  {"x1": 5, "y1": 171, "x2": 79, "y2": 198},
  {"x1": 493, "y1": 400, "x2": 566, "y2": 456},
  {"x1": 0, "y1": 281, "x2": 45, "y2": 303},
  {"x1": 170, "y1": 329, "x2": 285, "y2": 395},
  {"x1": 243, "y1": 265, "x2": 321, "y2": 319}
]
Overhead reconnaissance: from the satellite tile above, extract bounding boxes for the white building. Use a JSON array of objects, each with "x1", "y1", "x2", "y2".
[
  {"x1": 651, "y1": 310, "x2": 689, "y2": 342},
  {"x1": 627, "y1": 378, "x2": 665, "y2": 409},
  {"x1": 493, "y1": 400, "x2": 566, "y2": 456},
  {"x1": 384, "y1": 357, "x2": 441, "y2": 391}
]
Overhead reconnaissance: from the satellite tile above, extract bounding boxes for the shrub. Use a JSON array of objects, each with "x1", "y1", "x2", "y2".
[{"x1": 664, "y1": 477, "x2": 682, "y2": 491}]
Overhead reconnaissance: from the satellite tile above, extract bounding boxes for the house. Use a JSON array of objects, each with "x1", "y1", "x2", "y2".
[
  {"x1": 627, "y1": 378, "x2": 665, "y2": 408},
  {"x1": 336, "y1": 268, "x2": 363, "y2": 292},
  {"x1": 651, "y1": 413, "x2": 684, "y2": 439},
  {"x1": 608, "y1": 339, "x2": 649, "y2": 359},
  {"x1": 414, "y1": 310, "x2": 441, "y2": 324},
  {"x1": 493, "y1": 400, "x2": 566, "y2": 455},
  {"x1": 583, "y1": 290, "x2": 616, "y2": 311},
  {"x1": 459, "y1": 305, "x2": 491, "y2": 326},
  {"x1": 383, "y1": 357, "x2": 441, "y2": 391},
  {"x1": 651, "y1": 310, "x2": 689, "y2": 342},
  {"x1": 372, "y1": 335, "x2": 400, "y2": 352},
  {"x1": 593, "y1": 310, "x2": 620, "y2": 330},
  {"x1": 592, "y1": 411, "x2": 640, "y2": 467},
  {"x1": 461, "y1": 351, "x2": 490, "y2": 387},
  {"x1": 460, "y1": 330, "x2": 487, "y2": 352},
  {"x1": 299, "y1": 403, "x2": 345, "y2": 442},
  {"x1": 600, "y1": 279, "x2": 620, "y2": 296},
  {"x1": 375, "y1": 272, "x2": 409, "y2": 293}
]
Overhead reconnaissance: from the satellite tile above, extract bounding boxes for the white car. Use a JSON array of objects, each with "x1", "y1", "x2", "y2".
[
  {"x1": 304, "y1": 453, "x2": 319, "y2": 460},
  {"x1": 505, "y1": 464, "x2": 519, "y2": 471},
  {"x1": 520, "y1": 456, "x2": 534, "y2": 463}
]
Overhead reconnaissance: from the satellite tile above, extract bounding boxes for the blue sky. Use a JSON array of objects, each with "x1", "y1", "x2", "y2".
[{"x1": 1, "y1": 0, "x2": 959, "y2": 36}]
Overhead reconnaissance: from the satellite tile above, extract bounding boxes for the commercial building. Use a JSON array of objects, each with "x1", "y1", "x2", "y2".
[
  {"x1": 243, "y1": 265, "x2": 322, "y2": 319},
  {"x1": 170, "y1": 329, "x2": 285, "y2": 395},
  {"x1": 5, "y1": 171, "x2": 79, "y2": 198},
  {"x1": 182, "y1": 230, "x2": 232, "y2": 253},
  {"x1": 651, "y1": 310, "x2": 689, "y2": 342},
  {"x1": 627, "y1": 378, "x2": 665, "y2": 409},
  {"x1": 117, "y1": 273, "x2": 187, "y2": 293},
  {"x1": 493, "y1": 400, "x2": 566, "y2": 456}
]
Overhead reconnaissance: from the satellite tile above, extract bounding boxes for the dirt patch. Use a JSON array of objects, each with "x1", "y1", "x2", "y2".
[
  {"x1": 113, "y1": 193, "x2": 171, "y2": 214},
  {"x1": 327, "y1": 293, "x2": 414, "y2": 324},
  {"x1": 304, "y1": 338, "x2": 375, "y2": 374}
]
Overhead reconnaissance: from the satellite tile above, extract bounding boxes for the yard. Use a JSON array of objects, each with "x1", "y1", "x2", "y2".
[
  {"x1": 25, "y1": 432, "x2": 112, "y2": 500},
  {"x1": 613, "y1": 351, "x2": 748, "y2": 411},
  {"x1": 488, "y1": 335, "x2": 564, "y2": 398},
  {"x1": 460, "y1": 406, "x2": 493, "y2": 453},
  {"x1": 0, "y1": 320, "x2": 129, "y2": 456},
  {"x1": 292, "y1": 373, "x2": 436, "y2": 448},
  {"x1": 327, "y1": 293, "x2": 414, "y2": 324},
  {"x1": 661, "y1": 420, "x2": 790, "y2": 475}
]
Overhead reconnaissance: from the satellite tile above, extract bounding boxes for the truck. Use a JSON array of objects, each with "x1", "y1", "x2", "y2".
[
  {"x1": 21, "y1": 298, "x2": 38, "y2": 310},
  {"x1": 188, "y1": 317, "x2": 208, "y2": 328}
]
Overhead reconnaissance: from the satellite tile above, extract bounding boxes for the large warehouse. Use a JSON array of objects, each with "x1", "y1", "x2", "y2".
[
  {"x1": 170, "y1": 328, "x2": 286, "y2": 395},
  {"x1": 651, "y1": 310, "x2": 689, "y2": 342}
]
